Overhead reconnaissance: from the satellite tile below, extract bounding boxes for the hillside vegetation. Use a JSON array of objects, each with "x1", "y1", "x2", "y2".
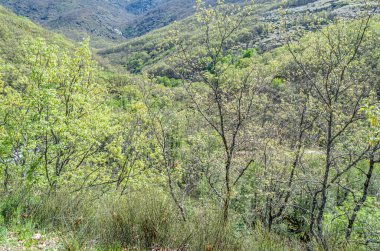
[
  {"x1": 0, "y1": 0, "x2": 380, "y2": 250},
  {"x1": 0, "y1": 6, "x2": 73, "y2": 61},
  {"x1": 98, "y1": 0, "x2": 360, "y2": 74},
  {"x1": 0, "y1": 0, "x2": 242, "y2": 47}
]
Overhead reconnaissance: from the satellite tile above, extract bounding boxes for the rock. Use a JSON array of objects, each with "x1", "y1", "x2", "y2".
[{"x1": 32, "y1": 233, "x2": 42, "y2": 240}]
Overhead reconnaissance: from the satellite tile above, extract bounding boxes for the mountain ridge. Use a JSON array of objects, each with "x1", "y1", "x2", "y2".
[{"x1": 0, "y1": 0, "x2": 205, "y2": 47}]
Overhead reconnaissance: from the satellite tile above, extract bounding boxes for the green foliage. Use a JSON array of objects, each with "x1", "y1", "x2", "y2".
[
  {"x1": 271, "y1": 77, "x2": 284, "y2": 89},
  {"x1": 0, "y1": 196, "x2": 21, "y2": 225},
  {"x1": 0, "y1": 1, "x2": 380, "y2": 251},
  {"x1": 0, "y1": 38, "x2": 111, "y2": 191},
  {"x1": 155, "y1": 76, "x2": 181, "y2": 87},
  {"x1": 243, "y1": 49, "x2": 255, "y2": 59},
  {"x1": 325, "y1": 196, "x2": 380, "y2": 248}
]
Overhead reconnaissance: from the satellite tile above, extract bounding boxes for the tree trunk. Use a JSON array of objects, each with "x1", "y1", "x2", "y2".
[
  {"x1": 345, "y1": 153, "x2": 376, "y2": 241},
  {"x1": 316, "y1": 111, "x2": 333, "y2": 250}
]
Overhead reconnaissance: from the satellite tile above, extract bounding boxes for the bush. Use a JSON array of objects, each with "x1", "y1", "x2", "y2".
[
  {"x1": 0, "y1": 196, "x2": 20, "y2": 225},
  {"x1": 90, "y1": 189, "x2": 177, "y2": 249}
]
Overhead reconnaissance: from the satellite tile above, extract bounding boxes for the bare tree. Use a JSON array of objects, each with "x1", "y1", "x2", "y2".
[
  {"x1": 173, "y1": 0, "x2": 259, "y2": 224},
  {"x1": 285, "y1": 7, "x2": 379, "y2": 248}
]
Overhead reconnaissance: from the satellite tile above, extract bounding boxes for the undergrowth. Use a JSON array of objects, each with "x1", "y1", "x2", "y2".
[{"x1": 0, "y1": 188, "x2": 329, "y2": 250}]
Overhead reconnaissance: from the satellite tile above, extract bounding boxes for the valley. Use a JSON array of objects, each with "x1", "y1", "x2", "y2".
[{"x1": 0, "y1": 1, "x2": 379, "y2": 250}]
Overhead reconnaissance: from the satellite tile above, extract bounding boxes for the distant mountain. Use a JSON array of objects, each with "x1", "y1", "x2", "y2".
[
  {"x1": 123, "y1": 0, "x2": 197, "y2": 38},
  {"x1": 0, "y1": 0, "x2": 207, "y2": 47},
  {"x1": 0, "y1": 0, "x2": 361, "y2": 51},
  {"x1": 0, "y1": 0, "x2": 132, "y2": 47}
]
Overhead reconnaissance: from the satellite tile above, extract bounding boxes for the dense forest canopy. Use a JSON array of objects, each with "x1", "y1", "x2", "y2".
[{"x1": 0, "y1": 0, "x2": 380, "y2": 250}]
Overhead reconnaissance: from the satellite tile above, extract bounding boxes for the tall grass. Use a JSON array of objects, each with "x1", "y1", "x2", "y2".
[{"x1": 1, "y1": 187, "x2": 307, "y2": 250}]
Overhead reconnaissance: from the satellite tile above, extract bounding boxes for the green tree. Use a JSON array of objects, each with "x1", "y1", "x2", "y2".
[{"x1": 0, "y1": 38, "x2": 114, "y2": 194}]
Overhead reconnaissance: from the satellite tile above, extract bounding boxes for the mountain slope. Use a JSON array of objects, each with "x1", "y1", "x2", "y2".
[
  {"x1": 0, "y1": 5, "x2": 73, "y2": 64},
  {"x1": 0, "y1": 0, "x2": 218, "y2": 47},
  {"x1": 98, "y1": 0, "x2": 361, "y2": 75},
  {"x1": 0, "y1": 0, "x2": 133, "y2": 47}
]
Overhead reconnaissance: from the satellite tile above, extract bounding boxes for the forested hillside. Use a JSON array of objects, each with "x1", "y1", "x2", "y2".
[
  {"x1": 0, "y1": 0, "x2": 328, "y2": 47},
  {"x1": 0, "y1": 0, "x2": 246, "y2": 47},
  {"x1": 0, "y1": 6, "x2": 73, "y2": 61},
  {"x1": 0, "y1": 0, "x2": 379, "y2": 250},
  {"x1": 98, "y1": 0, "x2": 364, "y2": 74}
]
